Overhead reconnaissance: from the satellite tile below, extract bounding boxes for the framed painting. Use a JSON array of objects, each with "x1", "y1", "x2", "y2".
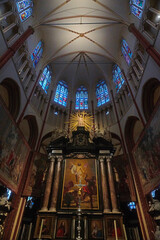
[
  {"x1": 132, "y1": 103, "x2": 160, "y2": 194},
  {"x1": 34, "y1": 215, "x2": 53, "y2": 239},
  {"x1": 61, "y1": 158, "x2": 99, "y2": 210},
  {"x1": 0, "y1": 99, "x2": 30, "y2": 193},
  {"x1": 89, "y1": 219, "x2": 104, "y2": 239},
  {"x1": 106, "y1": 217, "x2": 124, "y2": 239},
  {"x1": 55, "y1": 218, "x2": 71, "y2": 239}
]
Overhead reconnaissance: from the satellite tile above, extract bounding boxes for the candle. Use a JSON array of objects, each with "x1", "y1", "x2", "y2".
[
  {"x1": 39, "y1": 219, "x2": 44, "y2": 239},
  {"x1": 114, "y1": 220, "x2": 118, "y2": 240},
  {"x1": 123, "y1": 224, "x2": 127, "y2": 240}
]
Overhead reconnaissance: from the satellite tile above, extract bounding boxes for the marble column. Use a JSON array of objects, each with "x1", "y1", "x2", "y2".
[
  {"x1": 49, "y1": 156, "x2": 62, "y2": 212},
  {"x1": 99, "y1": 157, "x2": 111, "y2": 213},
  {"x1": 40, "y1": 155, "x2": 56, "y2": 211},
  {"x1": 106, "y1": 156, "x2": 119, "y2": 212}
]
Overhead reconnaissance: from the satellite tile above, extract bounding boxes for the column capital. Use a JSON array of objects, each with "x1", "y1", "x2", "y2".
[
  {"x1": 99, "y1": 156, "x2": 106, "y2": 162},
  {"x1": 57, "y1": 156, "x2": 63, "y2": 162}
]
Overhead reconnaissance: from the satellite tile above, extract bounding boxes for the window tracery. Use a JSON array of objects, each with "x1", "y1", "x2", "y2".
[
  {"x1": 75, "y1": 86, "x2": 88, "y2": 110},
  {"x1": 113, "y1": 65, "x2": 125, "y2": 92},
  {"x1": 121, "y1": 39, "x2": 132, "y2": 65},
  {"x1": 31, "y1": 41, "x2": 43, "y2": 68},
  {"x1": 16, "y1": 0, "x2": 33, "y2": 22},
  {"x1": 39, "y1": 66, "x2": 51, "y2": 93},
  {"x1": 130, "y1": 0, "x2": 145, "y2": 19},
  {"x1": 96, "y1": 80, "x2": 110, "y2": 107},
  {"x1": 54, "y1": 81, "x2": 68, "y2": 107}
]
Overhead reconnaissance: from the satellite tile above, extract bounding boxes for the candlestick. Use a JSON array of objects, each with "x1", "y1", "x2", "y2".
[
  {"x1": 39, "y1": 219, "x2": 44, "y2": 239},
  {"x1": 123, "y1": 224, "x2": 127, "y2": 240},
  {"x1": 114, "y1": 220, "x2": 118, "y2": 240}
]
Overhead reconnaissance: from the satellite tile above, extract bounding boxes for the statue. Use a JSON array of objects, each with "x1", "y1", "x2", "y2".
[
  {"x1": 149, "y1": 199, "x2": 160, "y2": 212},
  {"x1": 153, "y1": 226, "x2": 160, "y2": 240}
]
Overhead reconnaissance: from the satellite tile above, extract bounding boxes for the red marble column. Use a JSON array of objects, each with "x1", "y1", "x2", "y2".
[
  {"x1": 128, "y1": 23, "x2": 160, "y2": 67},
  {"x1": 0, "y1": 26, "x2": 34, "y2": 69},
  {"x1": 49, "y1": 156, "x2": 62, "y2": 212},
  {"x1": 99, "y1": 157, "x2": 111, "y2": 213},
  {"x1": 106, "y1": 157, "x2": 119, "y2": 212},
  {"x1": 40, "y1": 155, "x2": 56, "y2": 211}
]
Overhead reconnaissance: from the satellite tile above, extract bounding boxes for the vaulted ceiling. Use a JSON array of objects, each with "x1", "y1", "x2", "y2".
[{"x1": 32, "y1": 0, "x2": 137, "y2": 100}]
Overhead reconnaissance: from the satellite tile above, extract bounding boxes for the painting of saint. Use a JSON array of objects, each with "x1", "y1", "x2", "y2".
[
  {"x1": 61, "y1": 159, "x2": 99, "y2": 210},
  {"x1": 90, "y1": 219, "x2": 103, "y2": 239},
  {"x1": 56, "y1": 219, "x2": 71, "y2": 239}
]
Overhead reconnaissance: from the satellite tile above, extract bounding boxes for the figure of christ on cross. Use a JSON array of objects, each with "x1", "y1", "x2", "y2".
[{"x1": 74, "y1": 179, "x2": 86, "y2": 207}]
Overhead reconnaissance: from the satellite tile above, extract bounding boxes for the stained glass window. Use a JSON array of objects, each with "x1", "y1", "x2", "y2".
[
  {"x1": 130, "y1": 0, "x2": 145, "y2": 19},
  {"x1": 121, "y1": 39, "x2": 132, "y2": 65},
  {"x1": 54, "y1": 81, "x2": 68, "y2": 107},
  {"x1": 39, "y1": 66, "x2": 51, "y2": 93},
  {"x1": 31, "y1": 41, "x2": 43, "y2": 68},
  {"x1": 16, "y1": 0, "x2": 33, "y2": 22},
  {"x1": 96, "y1": 80, "x2": 110, "y2": 107},
  {"x1": 75, "y1": 86, "x2": 88, "y2": 110},
  {"x1": 113, "y1": 65, "x2": 125, "y2": 92}
]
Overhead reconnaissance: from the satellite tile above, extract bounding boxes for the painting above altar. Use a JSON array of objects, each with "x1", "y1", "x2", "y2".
[{"x1": 61, "y1": 159, "x2": 99, "y2": 210}]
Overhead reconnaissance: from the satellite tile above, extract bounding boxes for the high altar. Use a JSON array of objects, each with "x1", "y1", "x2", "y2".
[{"x1": 34, "y1": 126, "x2": 125, "y2": 240}]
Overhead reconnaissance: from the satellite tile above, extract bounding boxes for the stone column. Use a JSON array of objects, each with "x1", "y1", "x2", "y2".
[
  {"x1": 106, "y1": 156, "x2": 119, "y2": 212},
  {"x1": 99, "y1": 157, "x2": 111, "y2": 213},
  {"x1": 49, "y1": 156, "x2": 63, "y2": 212},
  {"x1": 40, "y1": 155, "x2": 56, "y2": 211}
]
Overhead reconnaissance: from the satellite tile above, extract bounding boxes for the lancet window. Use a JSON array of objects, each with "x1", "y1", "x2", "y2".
[
  {"x1": 113, "y1": 65, "x2": 125, "y2": 92},
  {"x1": 16, "y1": 0, "x2": 33, "y2": 22},
  {"x1": 54, "y1": 81, "x2": 68, "y2": 107},
  {"x1": 130, "y1": 0, "x2": 145, "y2": 19},
  {"x1": 75, "y1": 86, "x2": 88, "y2": 110},
  {"x1": 96, "y1": 80, "x2": 110, "y2": 107},
  {"x1": 31, "y1": 41, "x2": 43, "y2": 68},
  {"x1": 39, "y1": 66, "x2": 51, "y2": 93},
  {"x1": 121, "y1": 39, "x2": 132, "y2": 65}
]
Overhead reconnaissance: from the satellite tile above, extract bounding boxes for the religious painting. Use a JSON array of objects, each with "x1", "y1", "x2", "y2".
[
  {"x1": 34, "y1": 215, "x2": 53, "y2": 239},
  {"x1": 61, "y1": 159, "x2": 99, "y2": 210},
  {"x1": 89, "y1": 219, "x2": 104, "y2": 239},
  {"x1": 132, "y1": 104, "x2": 160, "y2": 194},
  {"x1": 106, "y1": 217, "x2": 123, "y2": 239},
  {"x1": 56, "y1": 218, "x2": 71, "y2": 239},
  {"x1": 0, "y1": 101, "x2": 30, "y2": 193},
  {"x1": 23, "y1": 152, "x2": 48, "y2": 197}
]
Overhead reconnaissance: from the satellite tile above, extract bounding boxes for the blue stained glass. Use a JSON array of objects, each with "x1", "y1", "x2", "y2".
[
  {"x1": 19, "y1": 8, "x2": 32, "y2": 22},
  {"x1": 16, "y1": 0, "x2": 33, "y2": 13},
  {"x1": 121, "y1": 39, "x2": 132, "y2": 65},
  {"x1": 39, "y1": 66, "x2": 51, "y2": 93},
  {"x1": 113, "y1": 65, "x2": 125, "y2": 92},
  {"x1": 130, "y1": 0, "x2": 145, "y2": 19},
  {"x1": 75, "y1": 86, "x2": 88, "y2": 110},
  {"x1": 17, "y1": 0, "x2": 33, "y2": 22},
  {"x1": 54, "y1": 81, "x2": 68, "y2": 107},
  {"x1": 31, "y1": 41, "x2": 43, "y2": 68},
  {"x1": 96, "y1": 81, "x2": 110, "y2": 107}
]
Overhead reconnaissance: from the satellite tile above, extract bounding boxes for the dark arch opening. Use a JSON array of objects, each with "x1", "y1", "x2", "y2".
[
  {"x1": 0, "y1": 78, "x2": 20, "y2": 120},
  {"x1": 142, "y1": 78, "x2": 160, "y2": 121},
  {"x1": 20, "y1": 115, "x2": 39, "y2": 149}
]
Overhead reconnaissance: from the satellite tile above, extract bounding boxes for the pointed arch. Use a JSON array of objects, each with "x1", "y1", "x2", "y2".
[{"x1": 0, "y1": 78, "x2": 20, "y2": 120}]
